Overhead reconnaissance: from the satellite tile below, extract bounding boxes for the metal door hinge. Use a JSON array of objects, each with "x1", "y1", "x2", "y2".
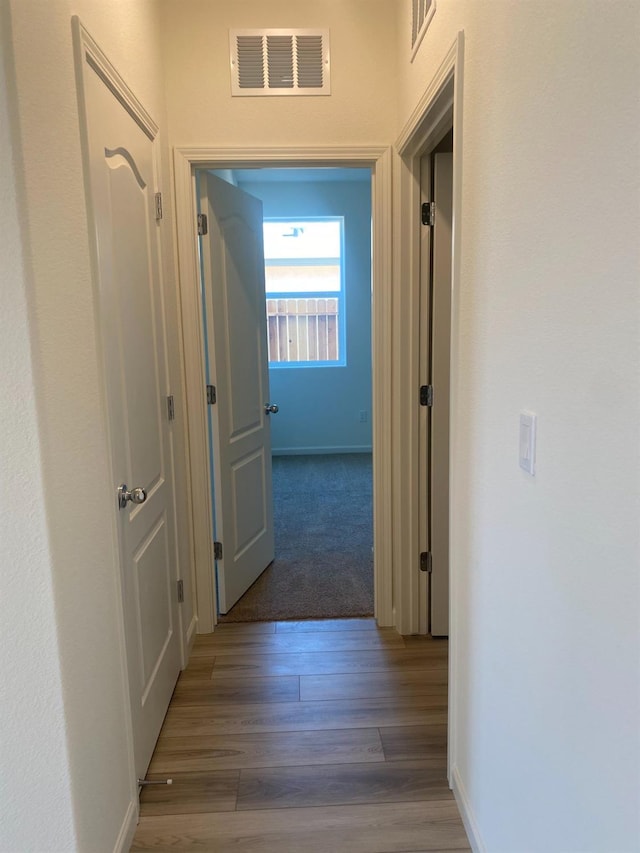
[
  {"x1": 420, "y1": 551, "x2": 433, "y2": 573},
  {"x1": 155, "y1": 192, "x2": 163, "y2": 221},
  {"x1": 214, "y1": 541, "x2": 223, "y2": 560},
  {"x1": 421, "y1": 201, "x2": 435, "y2": 226},
  {"x1": 206, "y1": 385, "x2": 217, "y2": 405},
  {"x1": 177, "y1": 579, "x2": 184, "y2": 603},
  {"x1": 197, "y1": 213, "x2": 208, "y2": 236},
  {"x1": 420, "y1": 385, "x2": 433, "y2": 407},
  {"x1": 167, "y1": 395, "x2": 175, "y2": 421}
]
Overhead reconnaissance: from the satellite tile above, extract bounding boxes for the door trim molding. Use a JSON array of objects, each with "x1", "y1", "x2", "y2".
[
  {"x1": 393, "y1": 32, "x2": 464, "y2": 785},
  {"x1": 173, "y1": 145, "x2": 393, "y2": 633}
]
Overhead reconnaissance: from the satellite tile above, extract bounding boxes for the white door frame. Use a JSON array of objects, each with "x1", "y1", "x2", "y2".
[
  {"x1": 173, "y1": 146, "x2": 393, "y2": 633},
  {"x1": 394, "y1": 32, "x2": 464, "y2": 785}
]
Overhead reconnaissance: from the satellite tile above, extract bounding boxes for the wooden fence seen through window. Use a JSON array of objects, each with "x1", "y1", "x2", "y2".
[{"x1": 266, "y1": 297, "x2": 339, "y2": 363}]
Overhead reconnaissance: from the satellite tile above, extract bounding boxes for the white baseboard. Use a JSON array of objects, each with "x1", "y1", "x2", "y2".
[
  {"x1": 272, "y1": 445, "x2": 373, "y2": 456},
  {"x1": 186, "y1": 614, "x2": 197, "y2": 651},
  {"x1": 451, "y1": 765, "x2": 485, "y2": 853},
  {"x1": 114, "y1": 798, "x2": 138, "y2": 853}
]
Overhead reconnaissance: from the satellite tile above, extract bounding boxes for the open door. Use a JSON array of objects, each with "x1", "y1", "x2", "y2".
[
  {"x1": 198, "y1": 173, "x2": 276, "y2": 614},
  {"x1": 419, "y1": 149, "x2": 453, "y2": 637},
  {"x1": 430, "y1": 152, "x2": 453, "y2": 637}
]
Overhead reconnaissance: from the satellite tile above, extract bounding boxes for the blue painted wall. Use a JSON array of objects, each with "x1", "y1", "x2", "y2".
[{"x1": 237, "y1": 177, "x2": 372, "y2": 454}]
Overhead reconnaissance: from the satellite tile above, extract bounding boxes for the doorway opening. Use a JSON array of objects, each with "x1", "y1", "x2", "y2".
[
  {"x1": 174, "y1": 147, "x2": 392, "y2": 634},
  {"x1": 198, "y1": 166, "x2": 374, "y2": 623}
]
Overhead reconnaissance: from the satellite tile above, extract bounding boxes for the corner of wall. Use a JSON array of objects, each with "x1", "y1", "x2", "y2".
[{"x1": 451, "y1": 766, "x2": 485, "y2": 853}]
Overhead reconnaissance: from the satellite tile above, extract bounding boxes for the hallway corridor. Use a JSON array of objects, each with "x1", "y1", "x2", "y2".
[{"x1": 131, "y1": 618, "x2": 469, "y2": 851}]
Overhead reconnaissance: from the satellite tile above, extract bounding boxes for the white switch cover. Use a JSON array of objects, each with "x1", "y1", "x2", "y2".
[{"x1": 519, "y1": 412, "x2": 536, "y2": 475}]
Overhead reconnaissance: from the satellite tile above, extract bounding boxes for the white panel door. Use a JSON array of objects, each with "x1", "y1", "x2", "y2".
[
  {"x1": 77, "y1": 31, "x2": 181, "y2": 780},
  {"x1": 430, "y1": 153, "x2": 453, "y2": 637},
  {"x1": 199, "y1": 173, "x2": 275, "y2": 614}
]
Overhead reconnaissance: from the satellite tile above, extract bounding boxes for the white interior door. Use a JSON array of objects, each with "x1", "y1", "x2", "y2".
[
  {"x1": 419, "y1": 148, "x2": 453, "y2": 637},
  {"x1": 418, "y1": 154, "x2": 434, "y2": 635},
  {"x1": 198, "y1": 173, "x2": 275, "y2": 614},
  {"x1": 76, "y1": 28, "x2": 181, "y2": 780},
  {"x1": 430, "y1": 152, "x2": 453, "y2": 637}
]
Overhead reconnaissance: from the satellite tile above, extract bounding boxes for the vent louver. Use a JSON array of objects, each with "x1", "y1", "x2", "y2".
[
  {"x1": 296, "y1": 35, "x2": 324, "y2": 88},
  {"x1": 230, "y1": 29, "x2": 330, "y2": 96},
  {"x1": 237, "y1": 35, "x2": 264, "y2": 89},
  {"x1": 267, "y1": 36, "x2": 294, "y2": 88},
  {"x1": 411, "y1": 0, "x2": 436, "y2": 60}
]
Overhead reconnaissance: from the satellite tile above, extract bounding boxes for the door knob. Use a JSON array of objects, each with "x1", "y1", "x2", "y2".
[
  {"x1": 118, "y1": 484, "x2": 147, "y2": 509},
  {"x1": 264, "y1": 403, "x2": 279, "y2": 415}
]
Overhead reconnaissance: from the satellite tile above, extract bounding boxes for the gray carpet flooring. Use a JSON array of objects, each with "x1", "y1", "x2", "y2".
[{"x1": 218, "y1": 453, "x2": 374, "y2": 622}]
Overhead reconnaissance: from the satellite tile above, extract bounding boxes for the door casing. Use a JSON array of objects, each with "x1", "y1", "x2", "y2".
[
  {"x1": 394, "y1": 32, "x2": 464, "y2": 787},
  {"x1": 173, "y1": 147, "x2": 393, "y2": 633}
]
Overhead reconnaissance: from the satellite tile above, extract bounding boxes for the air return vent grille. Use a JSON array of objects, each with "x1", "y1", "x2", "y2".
[
  {"x1": 230, "y1": 29, "x2": 330, "y2": 96},
  {"x1": 237, "y1": 35, "x2": 264, "y2": 89},
  {"x1": 411, "y1": 0, "x2": 436, "y2": 60}
]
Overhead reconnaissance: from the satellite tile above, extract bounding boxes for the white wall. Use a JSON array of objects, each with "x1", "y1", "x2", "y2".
[
  {"x1": 237, "y1": 177, "x2": 373, "y2": 454},
  {"x1": 160, "y1": 0, "x2": 398, "y2": 147},
  {"x1": 3, "y1": 1, "x2": 190, "y2": 850},
  {"x1": 0, "y1": 7, "x2": 76, "y2": 850},
  {"x1": 396, "y1": 2, "x2": 640, "y2": 850}
]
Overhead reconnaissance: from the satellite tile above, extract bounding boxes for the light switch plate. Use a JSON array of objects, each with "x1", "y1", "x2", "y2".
[{"x1": 519, "y1": 412, "x2": 536, "y2": 476}]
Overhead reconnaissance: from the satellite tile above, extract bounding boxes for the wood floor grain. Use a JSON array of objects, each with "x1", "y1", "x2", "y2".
[
  {"x1": 190, "y1": 627, "x2": 405, "y2": 657},
  {"x1": 213, "y1": 621, "x2": 276, "y2": 635},
  {"x1": 171, "y1": 673, "x2": 300, "y2": 706},
  {"x1": 132, "y1": 800, "x2": 469, "y2": 852},
  {"x1": 379, "y1": 724, "x2": 448, "y2": 762},
  {"x1": 211, "y1": 646, "x2": 448, "y2": 678},
  {"x1": 149, "y1": 727, "x2": 384, "y2": 772},
  {"x1": 172, "y1": 656, "x2": 215, "y2": 683},
  {"x1": 300, "y1": 668, "x2": 448, "y2": 701},
  {"x1": 235, "y1": 759, "x2": 450, "y2": 810},
  {"x1": 139, "y1": 771, "x2": 238, "y2": 815},
  {"x1": 160, "y1": 695, "x2": 449, "y2": 738},
  {"x1": 133, "y1": 620, "x2": 469, "y2": 851}
]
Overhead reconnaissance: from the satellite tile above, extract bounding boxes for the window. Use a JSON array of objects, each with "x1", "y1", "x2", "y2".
[{"x1": 264, "y1": 218, "x2": 345, "y2": 366}]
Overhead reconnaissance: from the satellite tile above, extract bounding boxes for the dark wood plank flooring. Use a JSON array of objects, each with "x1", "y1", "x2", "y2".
[{"x1": 131, "y1": 619, "x2": 469, "y2": 852}]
